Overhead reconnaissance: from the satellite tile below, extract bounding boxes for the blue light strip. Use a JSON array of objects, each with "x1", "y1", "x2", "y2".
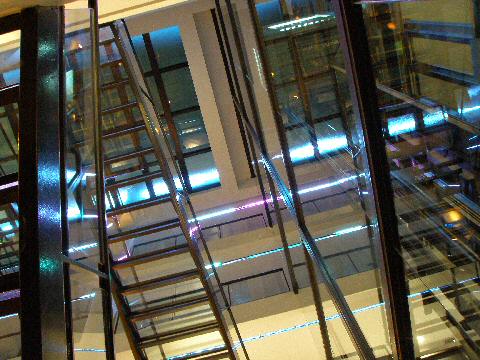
[{"x1": 0, "y1": 313, "x2": 18, "y2": 320}]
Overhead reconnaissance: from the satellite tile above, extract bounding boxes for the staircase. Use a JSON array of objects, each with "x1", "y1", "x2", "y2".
[{"x1": 90, "y1": 21, "x2": 243, "y2": 360}]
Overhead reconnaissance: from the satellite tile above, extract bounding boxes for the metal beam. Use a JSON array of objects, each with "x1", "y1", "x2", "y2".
[{"x1": 19, "y1": 7, "x2": 68, "y2": 359}]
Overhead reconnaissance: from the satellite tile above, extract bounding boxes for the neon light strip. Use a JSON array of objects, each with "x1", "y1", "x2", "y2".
[
  {"x1": 0, "y1": 289, "x2": 19, "y2": 302},
  {"x1": 466, "y1": 144, "x2": 480, "y2": 150},
  {"x1": 68, "y1": 242, "x2": 98, "y2": 253},
  {"x1": 0, "y1": 313, "x2": 18, "y2": 320},
  {"x1": 71, "y1": 292, "x2": 96, "y2": 302},
  {"x1": 267, "y1": 14, "x2": 333, "y2": 30},
  {"x1": 0, "y1": 181, "x2": 18, "y2": 191},
  {"x1": 195, "y1": 174, "x2": 356, "y2": 223}
]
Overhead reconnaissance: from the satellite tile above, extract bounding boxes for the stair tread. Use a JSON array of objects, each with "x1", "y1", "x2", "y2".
[
  {"x1": 129, "y1": 294, "x2": 210, "y2": 322},
  {"x1": 113, "y1": 244, "x2": 190, "y2": 270},
  {"x1": 120, "y1": 268, "x2": 199, "y2": 295}
]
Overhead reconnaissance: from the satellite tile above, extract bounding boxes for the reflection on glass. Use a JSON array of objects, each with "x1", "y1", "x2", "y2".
[
  {"x1": 0, "y1": 312, "x2": 20, "y2": 359},
  {"x1": 64, "y1": 9, "x2": 101, "y2": 269},
  {"x1": 250, "y1": 0, "x2": 394, "y2": 357},
  {"x1": 0, "y1": 30, "x2": 20, "y2": 176},
  {"x1": 132, "y1": 26, "x2": 215, "y2": 177},
  {"x1": 0, "y1": 203, "x2": 19, "y2": 275},
  {"x1": 360, "y1": 0, "x2": 480, "y2": 357},
  {"x1": 70, "y1": 264, "x2": 107, "y2": 359}
]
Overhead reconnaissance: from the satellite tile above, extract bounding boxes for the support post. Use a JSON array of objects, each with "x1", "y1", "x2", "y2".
[
  {"x1": 88, "y1": 0, "x2": 116, "y2": 358},
  {"x1": 19, "y1": 6, "x2": 69, "y2": 359}
]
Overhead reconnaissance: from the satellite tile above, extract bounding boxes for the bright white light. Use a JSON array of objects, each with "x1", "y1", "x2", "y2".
[
  {"x1": 268, "y1": 14, "x2": 332, "y2": 30},
  {"x1": 195, "y1": 208, "x2": 236, "y2": 222},
  {"x1": 0, "y1": 181, "x2": 17, "y2": 191},
  {"x1": 205, "y1": 261, "x2": 222, "y2": 270},
  {"x1": 72, "y1": 292, "x2": 96, "y2": 302},
  {"x1": 466, "y1": 144, "x2": 480, "y2": 150},
  {"x1": 68, "y1": 242, "x2": 97, "y2": 253},
  {"x1": 189, "y1": 169, "x2": 220, "y2": 189},
  {"x1": 334, "y1": 225, "x2": 365, "y2": 236},
  {"x1": 298, "y1": 175, "x2": 357, "y2": 195},
  {"x1": 460, "y1": 105, "x2": 480, "y2": 114},
  {"x1": 290, "y1": 143, "x2": 315, "y2": 162},
  {"x1": 68, "y1": 206, "x2": 98, "y2": 220}
]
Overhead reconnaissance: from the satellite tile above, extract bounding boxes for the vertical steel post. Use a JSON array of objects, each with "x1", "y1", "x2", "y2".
[
  {"x1": 332, "y1": 1, "x2": 415, "y2": 359},
  {"x1": 88, "y1": 0, "x2": 116, "y2": 358},
  {"x1": 19, "y1": 6, "x2": 69, "y2": 359}
]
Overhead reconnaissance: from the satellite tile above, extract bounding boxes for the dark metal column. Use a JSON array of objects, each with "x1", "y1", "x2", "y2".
[
  {"x1": 332, "y1": 1, "x2": 415, "y2": 359},
  {"x1": 19, "y1": 6, "x2": 69, "y2": 359}
]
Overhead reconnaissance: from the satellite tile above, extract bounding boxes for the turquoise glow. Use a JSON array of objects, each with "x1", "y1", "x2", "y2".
[
  {"x1": 288, "y1": 135, "x2": 349, "y2": 163},
  {"x1": 144, "y1": 168, "x2": 220, "y2": 198},
  {"x1": 0, "y1": 223, "x2": 13, "y2": 233},
  {"x1": 388, "y1": 114, "x2": 416, "y2": 136},
  {"x1": 423, "y1": 110, "x2": 446, "y2": 127}
]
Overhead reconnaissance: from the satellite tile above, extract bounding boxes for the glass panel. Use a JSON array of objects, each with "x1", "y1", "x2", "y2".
[
  {"x1": 248, "y1": 0, "x2": 393, "y2": 356},
  {"x1": 130, "y1": 35, "x2": 152, "y2": 72},
  {"x1": 0, "y1": 203, "x2": 19, "y2": 275},
  {"x1": 150, "y1": 26, "x2": 187, "y2": 69},
  {"x1": 70, "y1": 264, "x2": 107, "y2": 358},
  {"x1": 174, "y1": 110, "x2": 210, "y2": 154},
  {"x1": 0, "y1": 312, "x2": 20, "y2": 359},
  {"x1": 0, "y1": 30, "x2": 20, "y2": 176},
  {"x1": 162, "y1": 67, "x2": 198, "y2": 112},
  {"x1": 360, "y1": 0, "x2": 480, "y2": 357},
  {"x1": 64, "y1": 9, "x2": 100, "y2": 269},
  {"x1": 185, "y1": 152, "x2": 220, "y2": 191},
  {"x1": 0, "y1": 30, "x2": 20, "y2": 89}
]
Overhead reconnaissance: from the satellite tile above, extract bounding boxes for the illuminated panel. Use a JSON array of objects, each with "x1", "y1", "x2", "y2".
[
  {"x1": 288, "y1": 135, "x2": 349, "y2": 163},
  {"x1": 388, "y1": 113, "x2": 416, "y2": 136},
  {"x1": 423, "y1": 110, "x2": 446, "y2": 127}
]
